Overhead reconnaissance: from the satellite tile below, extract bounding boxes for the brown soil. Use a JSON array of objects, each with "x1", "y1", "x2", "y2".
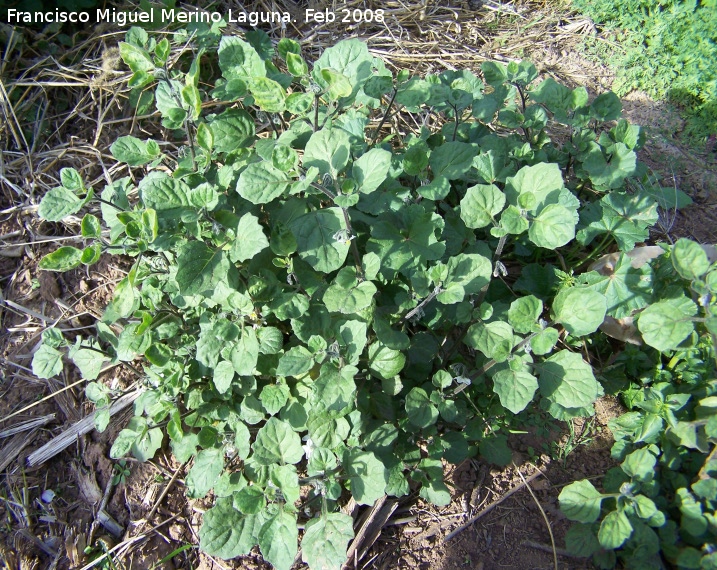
[{"x1": 1, "y1": 2, "x2": 716, "y2": 570}]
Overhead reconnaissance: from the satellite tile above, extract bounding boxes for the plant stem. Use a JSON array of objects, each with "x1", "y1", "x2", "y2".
[
  {"x1": 402, "y1": 286, "x2": 442, "y2": 324},
  {"x1": 371, "y1": 87, "x2": 398, "y2": 146},
  {"x1": 313, "y1": 93, "x2": 320, "y2": 132}
]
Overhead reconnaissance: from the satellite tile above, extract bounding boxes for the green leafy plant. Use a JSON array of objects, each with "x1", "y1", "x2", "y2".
[
  {"x1": 31, "y1": 25, "x2": 707, "y2": 570},
  {"x1": 561, "y1": 238, "x2": 717, "y2": 569},
  {"x1": 572, "y1": 0, "x2": 717, "y2": 144}
]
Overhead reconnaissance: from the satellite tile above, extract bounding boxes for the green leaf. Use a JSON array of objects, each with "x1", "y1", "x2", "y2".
[
  {"x1": 672, "y1": 238, "x2": 710, "y2": 279},
  {"x1": 637, "y1": 296, "x2": 697, "y2": 351},
  {"x1": 270, "y1": 465, "x2": 300, "y2": 504},
  {"x1": 250, "y1": 77, "x2": 286, "y2": 113},
  {"x1": 368, "y1": 343, "x2": 406, "y2": 380},
  {"x1": 583, "y1": 142, "x2": 636, "y2": 189},
  {"x1": 213, "y1": 360, "x2": 235, "y2": 395},
  {"x1": 110, "y1": 428, "x2": 138, "y2": 459},
  {"x1": 70, "y1": 346, "x2": 105, "y2": 380},
  {"x1": 353, "y1": 148, "x2": 392, "y2": 194},
  {"x1": 119, "y1": 42, "x2": 154, "y2": 73},
  {"x1": 230, "y1": 213, "x2": 269, "y2": 262},
  {"x1": 529, "y1": 204, "x2": 576, "y2": 249},
  {"x1": 210, "y1": 108, "x2": 255, "y2": 153},
  {"x1": 460, "y1": 184, "x2": 506, "y2": 229},
  {"x1": 233, "y1": 486, "x2": 266, "y2": 514},
  {"x1": 335, "y1": 319, "x2": 369, "y2": 365},
  {"x1": 290, "y1": 208, "x2": 350, "y2": 273},
  {"x1": 465, "y1": 321, "x2": 514, "y2": 362},
  {"x1": 32, "y1": 344, "x2": 64, "y2": 378},
  {"x1": 286, "y1": 51, "x2": 308, "y2": 76},
  {"x1": 236, "y1": 162, "x2": 292, "y2": 205},
  {"x1": 260, "y1": 383, "x2": 290, "y2": 416},
  {"x1": 492, "y1": 369, "x2": 539, "y2": 414},
  {"x1": 230, "y1": 328, "x2": 259, "y2": 376},
  {"x1": 579, "y1": 254, "x2": 652, "y2": 318},
  {"x1": 429, "y1": 142, "x2": 476, "y2": 179},
  {"x1": 621, "y1": 448, "x2": 656, "y2": 482},
  {"x1": 590, "y1": 91, "x2": 622, "y2": 121},
  {"x1": 253, "y1": 418, "x2": 304, "y2": 465},
  {"x1": 38, "y1": 187, "x2": 85, "y2": 221},
  {"x1": 552, "y1": 286, "x2": 607, "y2": 337},
  {"x1": 276, "y1": 345, "x2": 314, "y2": 377},
  {"x1": 444, "y1": 253, "x2": 492, "y2": 296},
  {"x1": 479, "y1": 435, "x2": 512, "y2": 466},
  {"x1": 312, "y1": 39, "x2": 373, "y2": 102},
  {"x1": 538, "y1": 350, "x2": 600, "y2": 409},
  {"x1": 497, "y1": 205, "x2": 529, "y2": 235},
  {"x1": 196, "y1": 122, "x2": 214, "y2": 152},
  {"x1": 39, "y1": 246, "x2": 84, "y2": 272},
  {"x1": 199, "y1": 498, "x2": 260, "y2": 559},
  {"x1": 598, "y1": 510, "x2": 633, "y2": 549},
  {"x1": 577, "y1": 191, "x2": 659, "y2": 252},
  {"x1": 405, "y1": 388, "x2": 439, "y2": 428},
  {"x1": 367, "y1": 205, "x2": 445, "y2": 276},
  {"x1": 110, "y1": 136, "x2": 161, "y2": 166},
  {"x1": 81, "y1": 214, "x2": 102, "y2": 239},
  {"x1": 323, "y1": 268, "x2": 377, "y2": 314},
  {"x1": 344, "y1": 450, "x2": 388, "y2": 505},
  {"x1": 303, "y1": 128, "x2": 351, "y2": 177},
  {"x1": 186, "y1": 448, "x2": 224, "y2": 499},
  {"x1": 131, "y1": 426, "x2": 163, "y2": 462},
  {"x1": 507, "y1": 296, "x2": 543, "y2": 334},
  {"x1": 320, "y1": 68, "x2": 353, "y2": 99},
  {"x1": 530, "y1": 327, "x2": 559, "y2": 355},
  {"x1": 139, "y1": 171, "x2": 190, "y2": 213},
  {"x1": 272, "y1": 145, "x2": 298, "y2": 172},
  {"x1": 312, "y1": 363, "x2": 356, "y2": 416},
  {"x1": 257, "y1": 327, "x2": 283, "y2": 355},
  {"x1": 59, "y1": 167, "x2": 83, "y2": 191},
  {"x1": 176, "y1": 241, "x2": 233, "y2": 297},
  {"x1": 258, "y1": 509, "x2": 298, "y2": 570},
  {"x1": 505, "y1": 163, "x2": 564, "y2": 213},
  {"x1": 218, "y1": 36, "x2": 265, "y2": 81},
  {"x1": 559, "y1": 480, "x2": 604, "y2": 523},
  {"x1": 302, "y1": 513, "x2": 355, "y2": 570},
  {"x1": 565, "y1": 524, "x2": 601, "y2": 557},
  {"x1": 414, "y1": 458, "x2": 452, "y2": 505}
]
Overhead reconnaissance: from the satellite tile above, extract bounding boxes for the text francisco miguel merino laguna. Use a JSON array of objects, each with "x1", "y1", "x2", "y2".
[{"x1": 5, "y1": 8, "x2": 293, "y2": 26}]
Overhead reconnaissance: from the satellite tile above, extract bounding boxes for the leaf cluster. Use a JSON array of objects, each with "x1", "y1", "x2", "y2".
[{"x1": 31, "y1": 25, "x2": 710, "y2": 570}]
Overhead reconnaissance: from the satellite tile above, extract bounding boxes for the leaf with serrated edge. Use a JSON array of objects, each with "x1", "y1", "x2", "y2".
[
  {"x1": 231, "y1": 213, "x2": 269, "y2": 262},
  {"x1": 302, "y1": 513, "x2": 355, "y2": 570},
  {"x1": 598, "y1": 510, "x2": 633, "y2": 549},
  {"x1": 353, "y1": 148, "x2": 391, "y2": 194},
  {"x1": 290, "y1": 208, "x2": 350, "y2": 273},
  {"x1": 492, "y1": 369, "x2": 538, "y2": 414},
  {"x1": 236, "y1": 162, "x2": 292, "y2": 205},
  {"x1": 253, "y1": 418, "x2": 304, "y2": 465},
  {"x1": 460, "y1": 184, "x2": 506, "y2": 229},
  {"x1": 344, "y1": 450, "x2": 388, "y2": 505},
  {"x1": 32, "y1": 344, "x2": 64, "y2": 379},
  {"x1": 186, "y1": 448, "x2": 224, "y2": 499},
  {"x1": 559, "y1": 480, "x2": 604, "y2": 523},
  {"x1": 538, "y1": 351, "x2": 600, "y2": 409},
  {"x1": 176, "y1": 241, "x2": 232, "y2": 296},
  {"x1": 638, "y1": 297, "x2": 697, "y2": 352},
  {"x1": 38, "y1": 187, "x2": 84, "y2": 222},
  {"x1": 199, "y1": 498, "x2": 261, "y2": 559},
  {"x1": 258, "y1": 509, "x2": 298, "y2": 570},
  {"x1": 552, "y1": 286, "x2": 607, "y2": 337}
]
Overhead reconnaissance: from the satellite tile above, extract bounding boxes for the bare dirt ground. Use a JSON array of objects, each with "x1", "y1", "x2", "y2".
[{"x1": 1, "y1": 1, "x2": 716, "y2": 569}]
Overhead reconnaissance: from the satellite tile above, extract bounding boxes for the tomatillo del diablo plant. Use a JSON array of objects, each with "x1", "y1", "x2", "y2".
[{"x1": 32, "y1": 26, "x2": 717, "y2": 570}]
